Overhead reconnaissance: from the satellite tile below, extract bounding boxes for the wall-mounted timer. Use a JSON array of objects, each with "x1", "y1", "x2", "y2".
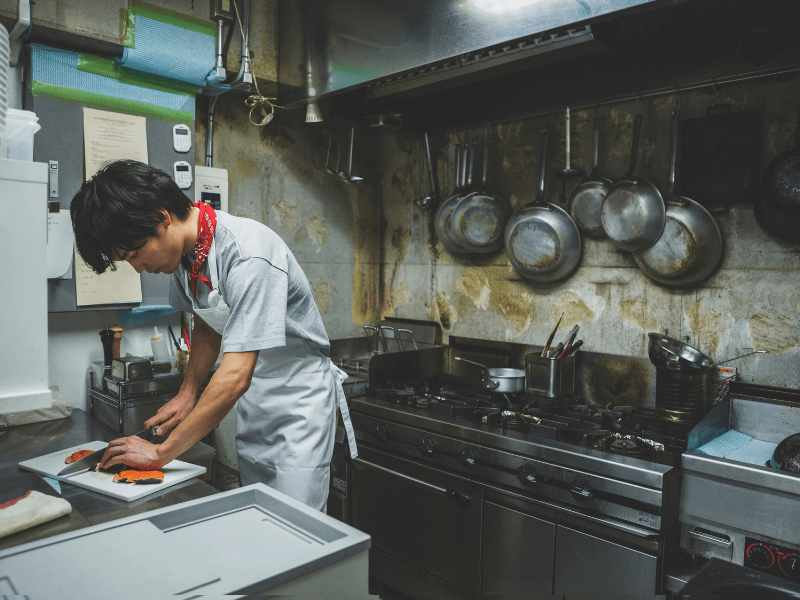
[
  {"x1": 173, "y1": 161, "x2": 192, "y2": 189},
  {"x1": 173, "y1": 124, "x2": 192, "y2": 153}
]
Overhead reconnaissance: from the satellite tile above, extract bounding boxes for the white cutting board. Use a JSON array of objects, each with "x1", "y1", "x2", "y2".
[{"x1": 18, "y1": 441, "x2": 206, "y2": 502}]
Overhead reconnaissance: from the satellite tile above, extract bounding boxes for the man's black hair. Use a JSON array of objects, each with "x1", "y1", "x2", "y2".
[{"x1": 70, "y1": 159, "x2": 192, "y2": 274}]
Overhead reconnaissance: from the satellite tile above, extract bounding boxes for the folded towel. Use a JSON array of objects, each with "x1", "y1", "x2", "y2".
[
  {"x1": 696, "y1": 429, "x2": 779, "y2": 467},
  {"x1": 0, "y1": 490, "x2": 72, "y2": 539}
]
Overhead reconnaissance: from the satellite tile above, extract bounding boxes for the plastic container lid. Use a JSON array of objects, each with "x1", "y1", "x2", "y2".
[{"x1": 1, "y1": 108, "x2": 40, "y2": 148}]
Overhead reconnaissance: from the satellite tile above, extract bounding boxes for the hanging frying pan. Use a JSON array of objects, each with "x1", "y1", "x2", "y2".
[
  {"x1": 451, "y1": 137, "x2": 511, "y2": 254},
  {"x1": 601, "y1": 113, "x2": 666, "y2": 252},
  {"x1": 634, "y1": 109, "x2": 722, "y2": 288},
  {"x1": 504, "y1": 129, "x2": 582, "y2": 283},
  {"x1": 569, "y1": 122, "x2": 611, "y2": 237},
  {"x1": 760, "y1": 106, "x2": 800, "y2": 217}
]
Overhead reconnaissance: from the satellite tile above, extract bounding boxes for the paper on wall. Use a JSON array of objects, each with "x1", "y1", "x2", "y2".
[
  {"x1": 83, "y1": 107, "x2": 148, "y2": 178},
  {"x1": 74, "y1": 243, "x2": 143, "y2": 306},
  {"x1": 47, "y1": 209, "x2": 74, "y2": 279},
  {"x1": 76, "y1": 107, "x2": 148, "y2": 304}
]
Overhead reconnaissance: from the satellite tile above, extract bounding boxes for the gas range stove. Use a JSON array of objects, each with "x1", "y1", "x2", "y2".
[{"x1": 370, "y1": 375, "x2": 689, "y2": 466}]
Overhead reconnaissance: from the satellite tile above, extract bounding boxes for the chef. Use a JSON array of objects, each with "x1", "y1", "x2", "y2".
[{"x1": 70, "y1": 159, "x2": 357, "y2": 511}]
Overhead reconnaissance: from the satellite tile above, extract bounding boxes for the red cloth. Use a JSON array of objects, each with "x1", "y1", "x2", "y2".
[{"x1": 188, "y1": 202, "x2": 217, "y2": 298}]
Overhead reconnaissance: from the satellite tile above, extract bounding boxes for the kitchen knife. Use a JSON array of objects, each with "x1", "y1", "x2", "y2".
[
  {"x1": 56, "y1": 426, "x2": 159, "y2": 477},
  {"x1": 540, "y1": 312, "x2": 565, "y2": 358}
]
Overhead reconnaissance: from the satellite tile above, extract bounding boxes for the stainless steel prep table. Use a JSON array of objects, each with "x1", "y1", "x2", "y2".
[{"x1": 0, "y1": 408, "x2": 217, "y2": 550}]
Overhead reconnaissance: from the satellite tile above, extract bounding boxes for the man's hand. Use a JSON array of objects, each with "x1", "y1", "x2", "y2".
[
  {"x1": 99, "y1": 436, "x2": 168, "y2": 470},
  {"x1": 144, "y1": 390, "x2": 196, "y2": 436}
]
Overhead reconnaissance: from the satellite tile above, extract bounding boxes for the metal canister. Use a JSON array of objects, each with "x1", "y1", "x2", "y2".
[{"x1": 654, "y1": 368, "x2": 709, "y2": 423}]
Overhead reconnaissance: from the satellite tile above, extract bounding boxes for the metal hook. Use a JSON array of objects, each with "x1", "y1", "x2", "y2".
[
  {"x1": 635, "y1": 92, "x2": 643, "y2": 116},
  {"x1": 673, "y1": 84, "x2": 679, "y2": 110},
  {"x1": 711, "y1": 78, "x2": 721, "y2": 104}
]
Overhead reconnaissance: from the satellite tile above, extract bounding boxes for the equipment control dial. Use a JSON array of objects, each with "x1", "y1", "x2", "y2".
[
  {"x1": 459, "y1": 448, "x2": 477, "y2": 468},
  {"x1": 418, "y1": 437, "x2": 435, "y2": 456},
  {"x1": 517, "y1": 464, "x2": 538, "y2": 485},
  {"x1": 375, "y1": 424, "x2": 390, "y2": 442},
  {"x1": 747, "y1": 543, "x2": 775, "y2": 569},
  {"x1": 570, "y1": 476, "x2": 594, "y2": 500},
  {"x1": 780, "y1": 553, "x2": 800, "y2": 581}
]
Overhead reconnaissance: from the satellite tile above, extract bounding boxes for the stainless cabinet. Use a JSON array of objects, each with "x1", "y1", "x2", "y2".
[
  {"x1": 481, "y1": 501, "x2": 555, "y2": 595},
  {"x1": 349, "y1": 447, "x2": 482, "y2": 595},
  {"x1": 554, "y1": 525, "x2": 658, "y2": 596}
]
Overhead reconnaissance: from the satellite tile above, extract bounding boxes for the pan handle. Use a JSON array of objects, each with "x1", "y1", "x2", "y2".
[
  {"x1": 624, "y1": 114, "x2": 642, "y2": 178},
  {"x1": 424, "y1": 133, "x2": 437, "y2": 197},
  {"x1": 460, "y1": 143, "x2": 468, "y2": 191},
  {"x1": 528, "y1": 129, "x2": 550, "y2": 209},
  {"x1": 666, "y1": 108, "x2": 679, "y2": 202},
  {"x1": 466, "y1": 142, "x2": 476, "y2": 190},
  {"x1": 482, "y1": 138, "x2": 490, "y2": 189},
  {"x1": 590, "y1": 122, "x2": 600, "y2": 178}
]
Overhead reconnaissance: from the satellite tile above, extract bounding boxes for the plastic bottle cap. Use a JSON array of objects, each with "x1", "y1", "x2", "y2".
[{"x1": 152, "y1": 326, "x2": 163, "y2": 341}]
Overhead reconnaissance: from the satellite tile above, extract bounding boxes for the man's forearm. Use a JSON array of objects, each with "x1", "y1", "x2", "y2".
[
  {"x1": 158, "y1": 351, "x2": 257, "y2": 462},
  {"x1": 179, "y1": 317, "x2": 222, "y2": 398}
]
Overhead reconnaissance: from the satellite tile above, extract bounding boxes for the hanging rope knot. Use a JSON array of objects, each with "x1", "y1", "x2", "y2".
[{"x1": 245, "y1": 94, "x2": 276, "y2": 126}]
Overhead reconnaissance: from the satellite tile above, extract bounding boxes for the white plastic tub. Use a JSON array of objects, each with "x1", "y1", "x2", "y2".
[{"x1": 0, "y1": 108, "x2": 40, "y2": 161}]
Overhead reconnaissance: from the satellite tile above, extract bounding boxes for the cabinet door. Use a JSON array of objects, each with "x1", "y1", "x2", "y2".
[
  {"x1": 481, "y1": 501, "x2": 555, "y2": 595},
  {"x1": 554, "y1": 525, "x2": 658, "y2": 596},
  {"x1": 350, "y1": 449, "x2": 481, "y2": 594}
]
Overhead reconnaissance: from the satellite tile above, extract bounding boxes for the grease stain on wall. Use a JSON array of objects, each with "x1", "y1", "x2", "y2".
[
  {"x1": 493, "y1": 279, "x2": 534, "y2": 332},
  {"x1": 457, "y1": 268, "x2": 491, "y2": 310},
  {"x1": 308, "y1": 215, "x2": 328, "y2": 248},
  {"x1": 619, "y1": 300, "x2": 658, "y2": 331},
  {"x1": 748, "y1": 313, "x2": 799, "y2": 354},
  {"x1": 383, "y1": 281, "x2": 412, "y2": 317},
  {"x1": 271, "y1": 200, "x2": 299, "y2": 232},
  {"x1": 557, "y1": 292, "x2": 596, "y2": 326},
  {"x1": 434, "y1": 291, "x2": 455, "y2": 330},
  {"x1": 684, "y1": 298, "x2": 727, "y2": 356}
]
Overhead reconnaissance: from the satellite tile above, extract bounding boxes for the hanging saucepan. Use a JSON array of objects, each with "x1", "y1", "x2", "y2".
[
  {"x1": 601, "y1": 113, "x2": 666, "y2": 252},
  {"x1": 505, "y1": 129, "x2": 582, "y2": 283},
  {"x1": 434, "y1": 143, "x2": 469, "y2": 254},
  {"x1": 633, "y1": 109, "x2": 723, "y2": 288},
  {"x1": 648, "y1": 332, "x2": 768, "y2": 373},
  {"x1": 454, "y1": 357, "x2": 524, "y2": 393},
  {"x1": 760, "y1": 105, "x2": 800, "y2": 217},
  {"x1": 569, "y1": 122, "x2": 611, "y2": 237},
  {"x1": 451, "y1": 137, "x2": 511, "y2": 253}
]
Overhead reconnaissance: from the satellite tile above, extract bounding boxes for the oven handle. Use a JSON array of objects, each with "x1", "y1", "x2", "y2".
[{"x1": 351, "y1": 457, "x2": 472, "y2": 507}]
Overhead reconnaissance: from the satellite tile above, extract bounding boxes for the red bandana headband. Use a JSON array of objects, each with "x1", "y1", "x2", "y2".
[{"x1": 188, "y1": 202, "x2": 217, "y2": 298}]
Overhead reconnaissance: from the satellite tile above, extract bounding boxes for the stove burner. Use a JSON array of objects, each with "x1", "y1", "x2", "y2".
[{"x1": 610, "y1": 438, "x2": 645, "y2": 457}]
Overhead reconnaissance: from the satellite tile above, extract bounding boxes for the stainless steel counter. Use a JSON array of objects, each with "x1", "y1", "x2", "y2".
[{"x1": 0, "y1": 409, "x2": 217, "y2": 550}]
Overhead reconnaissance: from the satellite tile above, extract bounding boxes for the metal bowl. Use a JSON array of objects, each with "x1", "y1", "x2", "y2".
[{"x1": 647, "y1": 333, "x2": 713, "y2": 373}]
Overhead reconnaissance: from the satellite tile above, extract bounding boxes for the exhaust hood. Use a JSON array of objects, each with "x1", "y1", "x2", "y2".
[{"x1": 278, "y1": 0, "x2": 676, "y2": 108}]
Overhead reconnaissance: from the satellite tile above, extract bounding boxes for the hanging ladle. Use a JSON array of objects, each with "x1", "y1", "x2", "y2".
[
  {"x1": 414, "y1": 132, "x2": 437, "y2": 209},
  {"x1": 555, "y1": 106, "x2": 584, "y2": 203},
  {"x1": 340, "y1": 126, "x2": 364, "y2": 184},
  {"x1": 325, "y1": 129, "x2": 337, "y2": 176}
]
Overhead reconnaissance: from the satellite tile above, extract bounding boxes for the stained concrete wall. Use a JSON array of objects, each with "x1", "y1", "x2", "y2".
[
  {"x1": 379, "y1": 76, "x2": 800, "y2": 391},
  {"x1": 196, "y1": 98, "x2": 381, "y2": 340}
]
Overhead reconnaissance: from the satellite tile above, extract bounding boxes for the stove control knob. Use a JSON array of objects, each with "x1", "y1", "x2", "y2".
[
  {"x1": 459, "y1": 448, "x2": 478, "y2": 468},
  {"x1": 375, "y1": 424, "x2": 390, "y2": 442},
  {"x1": 517, "y1": 464, "x2": 538, "y2": 485},
  {"x1": 570, "y1": 477, "x2": 594, "y2": 501},
  {"x1": 779, "y1": 553, "x2": 800, "y2": 581},
  {"x1": 418, "y1": 437, "x2": 436, "y2": 456},
  {"x1": 747, "y1": 543, "x2": 775, "y2": 570}
]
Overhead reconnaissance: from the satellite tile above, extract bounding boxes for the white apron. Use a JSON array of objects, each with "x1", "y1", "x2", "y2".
[{"x1": 181, "y1": 239, "x2": 358, "y2": 511}]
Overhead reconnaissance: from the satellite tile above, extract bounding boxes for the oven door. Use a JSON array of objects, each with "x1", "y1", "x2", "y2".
[
  {"x1": 554, "y1": 524, "x2": 660, "y2": 596},
  {"x1": 349, "y1": 446, "x2": 482, "y2": 595}
]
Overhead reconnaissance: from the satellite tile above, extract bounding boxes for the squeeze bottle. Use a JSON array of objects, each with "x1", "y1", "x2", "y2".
[{"x1": 151, "y1": 326, "x2": 171, "y2": 361}]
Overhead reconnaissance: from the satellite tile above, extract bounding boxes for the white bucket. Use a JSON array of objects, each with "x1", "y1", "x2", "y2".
[{"x1": 0, "y1": 108, "x2": 41, "y2": 161}]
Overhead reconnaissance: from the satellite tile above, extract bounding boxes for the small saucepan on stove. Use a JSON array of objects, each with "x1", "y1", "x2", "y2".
[
  {"x1": 454, "y1": 357, "x2": 524, "y2": 393},
  {"x1": 770, "y1": 433, "x2": 800, "y2": 473}
]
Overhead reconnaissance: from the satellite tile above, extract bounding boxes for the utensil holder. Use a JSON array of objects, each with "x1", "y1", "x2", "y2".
[{"x1": 525, "y1": 353, "x2": 577, "y2": 398}]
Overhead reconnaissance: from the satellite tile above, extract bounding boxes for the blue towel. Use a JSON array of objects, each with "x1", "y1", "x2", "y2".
[
  {"x1": 696, "y1": 429, "x2": 778, "y2": 467},
  {"x1": 121, "y1": 305, "x2": 179, "y2": 325}
]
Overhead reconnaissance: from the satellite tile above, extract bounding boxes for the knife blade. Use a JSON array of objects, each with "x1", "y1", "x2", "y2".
[{"x1": 56, "y1": 426, "x2": 159, "y2": 477}]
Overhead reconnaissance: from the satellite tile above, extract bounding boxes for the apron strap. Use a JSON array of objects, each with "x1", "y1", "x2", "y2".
[{"x1": 329, "y1": 361, "x2": 358, "y2": 459}]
